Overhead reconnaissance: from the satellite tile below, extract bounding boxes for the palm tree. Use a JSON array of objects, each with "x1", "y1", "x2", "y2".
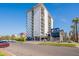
[
  {"x1": 72, "y1": 17, "x2": 79, "y2": 42},
  {"x1": 71, "y1": 25, "x2": 75, "y2": 41}
]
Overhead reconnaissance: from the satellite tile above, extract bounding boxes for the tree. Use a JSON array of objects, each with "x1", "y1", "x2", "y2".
[
  {"x1": 71, "y1": 25, "x2": 75, "y2": 41},
  {"x1": 5, "y1": 35, "x2": 11, "y2": 40},
  {"x1": 20, "y1": 33, "x2": 26, "y2": 42},
  {"x1": 11, "y1": 35, "x2": 16, "y2": 40},
  {"x1": 72, "y1": 17, "x2": 79, "y2": 42}
]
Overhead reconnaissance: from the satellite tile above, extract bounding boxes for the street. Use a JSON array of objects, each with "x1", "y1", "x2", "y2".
[{"x1": 1, "y1": 42, "x2": 79, "y2": 56}]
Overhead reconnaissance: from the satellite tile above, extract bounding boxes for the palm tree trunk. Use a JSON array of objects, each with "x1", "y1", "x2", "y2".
[{"x1": 75, "y1": 23, "x2": 78, "y2": 42}]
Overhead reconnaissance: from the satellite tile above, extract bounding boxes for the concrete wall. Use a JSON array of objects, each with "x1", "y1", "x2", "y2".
[
  {"x1": 44, "y1": 7, "x2": 48, "y2": 36},
  {"x1": 26, "y1": 11, "x2": 32, "y2": 37},
  {"x1": 34, "y1": 6, "x2": 41, "y2": 36}
]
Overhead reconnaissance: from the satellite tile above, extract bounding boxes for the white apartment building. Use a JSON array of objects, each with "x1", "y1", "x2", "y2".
[{"x1": 26, "y1": 4, "x2": 53, "y2": 39}]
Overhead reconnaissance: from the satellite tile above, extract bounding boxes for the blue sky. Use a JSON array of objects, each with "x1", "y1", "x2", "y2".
[{"x1": 0, "y1": 3, "x2": 79, "y2": 35}]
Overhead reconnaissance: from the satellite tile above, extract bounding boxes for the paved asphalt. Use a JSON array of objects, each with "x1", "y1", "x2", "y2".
[{"x1": 2, "y1": 42, "x2": 79, "y2": 56}]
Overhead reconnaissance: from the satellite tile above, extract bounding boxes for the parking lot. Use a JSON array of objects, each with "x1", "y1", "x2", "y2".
[{"x1": 0, "y1": 41, "x2": 79, "y2": 56}]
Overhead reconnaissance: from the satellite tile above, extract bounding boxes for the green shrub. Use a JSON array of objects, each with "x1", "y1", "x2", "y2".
[{"x1": 15, "y1": 37, "x2": 26, "y2": 42}]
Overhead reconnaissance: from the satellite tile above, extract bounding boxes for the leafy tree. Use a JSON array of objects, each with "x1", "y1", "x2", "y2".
[
  {"x1": 11, "y1": 35, "x2": 16, "y2": 40},
  {"x1": 20, "y1": 33, "x2": 26, "y2": 42}
]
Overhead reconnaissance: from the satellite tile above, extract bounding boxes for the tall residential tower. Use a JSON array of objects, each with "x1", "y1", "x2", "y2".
[{"x1": 26, "y1": 4, "x2": 53, "y2": 40}]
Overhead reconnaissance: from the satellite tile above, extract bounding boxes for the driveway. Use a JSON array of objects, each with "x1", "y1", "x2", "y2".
[{"x1": 1, "y1": 41, "x2": 79, "y2": 56}]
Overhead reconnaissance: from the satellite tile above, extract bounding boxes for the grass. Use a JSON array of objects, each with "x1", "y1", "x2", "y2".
[
  {"x1": 0, "y1": 52, "x2": 6, "y2": 56},
  {"x1": 36, "y1": 42, "x2": 79, "y2": 47},
  {"x1": 0, "y1": 49, "x2": 13, "y2": 56}
]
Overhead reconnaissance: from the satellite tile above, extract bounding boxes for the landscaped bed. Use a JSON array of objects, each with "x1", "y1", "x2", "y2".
[{"x1": 36, "y1": 42, "x2": 79, "y2": 47}]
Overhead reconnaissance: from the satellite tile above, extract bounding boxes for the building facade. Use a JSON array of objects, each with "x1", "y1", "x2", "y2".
[{"x1": 26, "y1": 4, "x2": 53, "y2": 39}]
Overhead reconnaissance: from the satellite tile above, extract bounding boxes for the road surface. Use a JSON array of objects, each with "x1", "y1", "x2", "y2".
[{"x1": 2, "y1": 42, "x2": 79, "y2": 56}]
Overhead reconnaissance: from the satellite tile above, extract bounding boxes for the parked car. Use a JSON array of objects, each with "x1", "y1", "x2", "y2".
[
  {"x1": 8, "y1": 40, "x2": 16, "y2": 43},
  {"x1": 1, "y1": 40, "x2": 16, "y2": 43},
  {"x1": 0, "y1": 40, "x2": 10, "y2": 48}
]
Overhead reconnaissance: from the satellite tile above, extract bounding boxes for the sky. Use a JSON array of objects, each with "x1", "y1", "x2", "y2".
[{"x1": 0, "y1": 3, "x2": 79, "y2": 35}]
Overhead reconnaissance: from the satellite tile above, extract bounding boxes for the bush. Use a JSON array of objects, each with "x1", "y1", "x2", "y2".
[{"x1": 15, "y1": 37, "x2": 26, "y2": 42}]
